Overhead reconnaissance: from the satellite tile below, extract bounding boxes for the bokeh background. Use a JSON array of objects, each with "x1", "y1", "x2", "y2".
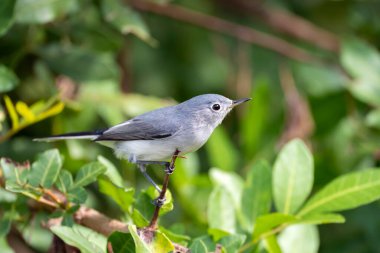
[{"x1": 1, "y1": 0, "x2": 380, "y2": 252}]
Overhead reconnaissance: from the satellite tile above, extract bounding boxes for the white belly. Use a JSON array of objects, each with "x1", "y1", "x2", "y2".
[{"x1": 108, "y1": 127, "x2": 213, "y2": 162}]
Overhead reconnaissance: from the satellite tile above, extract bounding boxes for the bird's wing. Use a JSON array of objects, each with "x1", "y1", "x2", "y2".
[{"x1": 94, "y1": 117, "x2": 179, "y2": 141}]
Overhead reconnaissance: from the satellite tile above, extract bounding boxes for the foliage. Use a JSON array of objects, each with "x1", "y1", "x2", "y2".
[{"x1": 1, "y1": 0, "x2": 380, "y2": 252}]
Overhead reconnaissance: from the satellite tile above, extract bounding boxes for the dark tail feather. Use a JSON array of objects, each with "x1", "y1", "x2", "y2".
[{"x1": 33, "y1": 130, "x2": 105, "y2": 142}]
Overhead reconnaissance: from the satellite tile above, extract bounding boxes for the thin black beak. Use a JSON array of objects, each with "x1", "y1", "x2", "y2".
[{"x1": 232, "y1": 98, "x2": 252, "y2": 107}]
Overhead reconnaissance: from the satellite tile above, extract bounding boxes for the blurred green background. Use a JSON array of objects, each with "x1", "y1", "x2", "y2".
[{"x1": 1, "y1": 0, "x2": 380, "y2": 252}]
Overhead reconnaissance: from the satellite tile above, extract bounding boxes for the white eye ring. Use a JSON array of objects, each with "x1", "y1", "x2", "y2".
[{"x1": 212, "y1": 104, "x2": 221, "y2": 111}]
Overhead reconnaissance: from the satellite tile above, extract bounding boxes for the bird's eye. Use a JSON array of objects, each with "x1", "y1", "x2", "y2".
[{"x1": 212, "y1": 104, "x2": 221, "y2": 111}]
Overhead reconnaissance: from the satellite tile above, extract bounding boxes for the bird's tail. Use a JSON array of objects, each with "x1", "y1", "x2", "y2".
[{"x1": 33, "y1": 131, "x2": 103, "y2": 142}]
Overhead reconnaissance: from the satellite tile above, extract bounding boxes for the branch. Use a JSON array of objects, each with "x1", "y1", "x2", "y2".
[
  {"x1": 129, "y1": 0, "x2": 321, "y2": 63},
  {"x1": 148, "y1": 149, "x2": 180, "y2": 230},
  {"x1": 216, "y1": 0, "x2": 340, "y2": 52}
]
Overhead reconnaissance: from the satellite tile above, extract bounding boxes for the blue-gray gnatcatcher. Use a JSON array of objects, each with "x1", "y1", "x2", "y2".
[{"x1": 35, "y1": 94, "x2": 251, "y2": 192}]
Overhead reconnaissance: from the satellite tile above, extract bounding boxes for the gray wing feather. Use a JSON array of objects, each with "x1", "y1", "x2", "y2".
[{"x1": 94, "y1": 108, "x2": 180, "y2": 141}]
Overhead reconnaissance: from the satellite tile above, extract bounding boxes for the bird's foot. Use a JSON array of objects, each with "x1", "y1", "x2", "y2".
[
  {"x1": 152, "y1": 196, "x2": 166, "y2": 207},
  {"x1": 164, "y1": 164, "x2": 175, "y2": 174}
]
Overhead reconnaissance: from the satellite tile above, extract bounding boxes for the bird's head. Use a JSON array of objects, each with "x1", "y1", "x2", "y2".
[{"x1": 181, "y1": 94, "x2": 251, "y2": 128}]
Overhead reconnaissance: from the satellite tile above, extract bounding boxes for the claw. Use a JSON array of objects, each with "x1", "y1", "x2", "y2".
[{"x1": 152, "y1": 197, "x2": 166, "y2": 207}]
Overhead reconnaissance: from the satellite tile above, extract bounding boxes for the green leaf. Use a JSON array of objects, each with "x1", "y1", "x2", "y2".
[
  {"x1": 128, "y1": 225, "x2": 174, "y2": 253},
  {"x1": 253, "y1": 213, "x2": 298, "y2": 241},
  {"x1": 189, "y1": 239, "x2": 208, "y2": 253},
  {"x1": 209, "y1": 168, "x2": 244, "y2": 211},
  {"x1": 0, "y1": 219, "x2": 11, "y2": 237},
  {"x1": 206, "y1": 127, "x2": 238, "y2": 171},
  {"x1": 0, "y1": 237, "x2": 14, "y2": 253},
  {"x1": 278, "y1": 225, "x2": 319, "y2": 253},
  {"x1": 293, "y1": 63, "x2": 347, "y2": 97},
  {"x1": 29, "y1": 149, "x2": 62, "y2": 188},
  {"x1": 72, "y1": 162, "x2": 106, "y2": 188},
  {"x1": 366, "y1": 109, "x2": 380, "y2": 130},
  {"x1": 189, "y1": 236, "x2": 216, "y2": 253},
  {"x1": 207, "y1": 185, "x2": 236, "y2": 233},
  {"x1": 51, "y1": 225, "x2": 107, "y2": 253},
  {"x1": 219, "y1": 234, "x2": 246, "y2": 253},
  {"x1": 297, "y1": 213, "x2": 345, "y2": 225},
  {"x1": 241, "y1": 160, "x2": 272, "y2": 232},
  {"x1": 98, "y1": 176, "x2": 135, "y2": 213},
  {"x1": 15, "y1": 0, "x2": 78, "y2": 24},
  {"x1": 97, "y1": 155, "x2": 123, "y2": 187},
  {"x1": 67, "y1": 187, "x2": 87, "y2": 204},
  {"x1": 0, "y1": 65, "x2": 19, "y2": 93},
  {"x1": 108, "y1": 232, "x2": 135, "y2": 253},
  {"x1": 0, "y1": 0, "x2": 15, "y2": 36},
  {"x1": 341, "y1": 37, "x2": 380, "y2": 81},
  {"x1": 264, "y1": 235, "x2": 282, "y2": 253},
  {"x1": 273, "y1": 139, "x2": 314, "y2": 214},
  {"x1": 298, "y1": 169, "x2": 380, "y2": 216},
  {"x1": 348, "y1": 78, "x2": 380, "y2": 107},
  {"x1": 158, "y1": 226, "x2": 190, "y2": 244},
  {"x1": 101, "y1": 0, "x2": 155, "y2": 45},
  {"x1": 56, "y1": 170, "x2": 73, "y2": 193}
]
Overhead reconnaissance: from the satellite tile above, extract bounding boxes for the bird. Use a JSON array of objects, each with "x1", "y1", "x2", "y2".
[{"x1": 35, "y1": 94, "x2": 251, "y2": 193}]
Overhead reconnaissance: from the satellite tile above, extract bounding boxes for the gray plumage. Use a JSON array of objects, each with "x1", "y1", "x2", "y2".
[{"x1": 35, "y1": 94, "x2": 250, "y2": 163}]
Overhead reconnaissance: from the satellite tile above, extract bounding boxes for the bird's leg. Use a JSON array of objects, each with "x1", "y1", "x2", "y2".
[{"x1": 137, "y1": 163, "x2": 162, "y2": 193}]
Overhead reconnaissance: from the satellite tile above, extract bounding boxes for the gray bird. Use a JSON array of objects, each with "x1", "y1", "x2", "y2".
[{"x1": 35, "y1": 94, "x2": 250, "y2": 193}]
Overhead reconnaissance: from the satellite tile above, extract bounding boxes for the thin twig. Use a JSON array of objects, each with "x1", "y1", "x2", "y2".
[
  {"x1": 129, "y1": 0, "x2": 321, "y2": 63},
  {"x1": 216, "y1": 0, "x2": 340, "y2": 52},
  {"x1": 148, "y1": 149, "x2": 180, "y2": 230}
]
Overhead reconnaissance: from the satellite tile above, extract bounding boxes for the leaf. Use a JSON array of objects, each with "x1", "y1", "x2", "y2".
[
  {"x1": 101, "y1": 0, "x2": 155, "y2": 45},
  {"x1": 241, "y1": 160, "x2": 272, "y2": 232},
  {"x1": 298, "y1": 169, "x2": 380, "y2": 216},
  {"x1": 158, "y1": 226, "x2": 190, "y2": 244},
  {"x1": 206, "y1": 127, "x2": 239, "y2": 171},
  {"x1": 219, "y1": 234, "x2": 246, "y2": 253},
  {"x1": 97, "y1": 156, "x2": 123, "y2": 187},
  {"x1": 0, "y1": 219, "x2": 11, "y2": 237},
  {"x1": 0, "y1": 65, "x2": 19, "y2": 92},
  {"x1": 189, "y1": 239, "x2": 208, "y2": 253},
  {"x1": 207, "y1": 185, "x2": 236, "y2": 233},
  {"x1": 366, "y1": 109, "x2": 380, "y2": 130},
  {"x1": 29, "y1": 149, "x2": 62, "y2": 188},
  {"x1": 297, "y1": 213, "x2": 345, "y2": 225},
  {"x1": 349, "y1": 78, "x2": 380, "y2": 107},
  {"x1": 98, "y1": 176, "x2": 134, "y2": 213},
  {"x1": 273, "y1": 139, "x2": 314, "y2": 214},
  {"x1": 56, "y1": 170, "x2": 74, "y2": 193},
  {"x1": 107, "y1": 232, "x2": 135, "y2": 253},
  {"x1": 0, "y1": 237, "x2": 13, "y2": 253},
  {"x1": 189, "y1": 236, "x2": 216, "y2": 253},
  {"x1": 128, "y1": 225, "x2": 174, "y2": 253},
  {"x1": 36, "y1": 102, "x2": 65, "y2": 121},
  {"x1": 264, "y1": 235, "x2": 282, "y2": 253},
  {"x1": 253, "y1": 213, "x2": 298, "y2": 241},
  {"x1": 16, "y1": 101, "x2": 35, "y2": 121},
  {"x1": 278, "y1": 225, "x2": 319, "y2": 253},
  {"x1": 14, "y1": 0, "x2": 78, "y2": 24},
  {"x1": 209, "y1": 168, "x2": 244, "y2": 211},
  {"x1": 4, "y1": 96, "x2": 18, "y2": 129},
  {"x1": 51, "y1": 225, "x2": 107, "y2": 253},
  {"x1": 67, "y1": 187, "x2": 87, "y2": 204},
  {"x1": 341, "y1": 37, "x2": 380, "y2": 81},
  {"x1": 293, "y1": 63, "x2": 347, "y2": 97},
  {"x1": 72, "y1": 162, "x2": 106, "y2": 188}
]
